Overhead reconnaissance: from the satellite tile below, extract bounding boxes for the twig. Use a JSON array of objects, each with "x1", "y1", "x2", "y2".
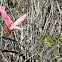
[
  {"x1": 0, "y1": 36, "x2": 17, "y2": 42},
  {"x1": 56, "y1": 1, "x2": 62, "y2": 14}
]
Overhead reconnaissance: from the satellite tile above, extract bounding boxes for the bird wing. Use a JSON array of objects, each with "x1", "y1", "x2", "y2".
[
  {"x1": 0, "y1": 7, "x2": 13, "y2": 28},
  {"x1": 14, "y1": 14, "x2": 27, "y2": 25}
]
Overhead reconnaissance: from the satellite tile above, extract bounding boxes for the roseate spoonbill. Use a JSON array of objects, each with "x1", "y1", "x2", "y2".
[{"x1": 0, "y1": 7, "x2": 27, "y2": 32}]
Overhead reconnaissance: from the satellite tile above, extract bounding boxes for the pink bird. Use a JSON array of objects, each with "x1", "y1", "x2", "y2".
[{"x1": 0, "y1": 7, "x2": 27, "y2": 32}]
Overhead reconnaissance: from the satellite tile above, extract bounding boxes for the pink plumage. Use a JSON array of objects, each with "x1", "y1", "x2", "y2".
[
  {"x1": 0, "y1": 7, "x2": 27, "y2": 32},
  {"x1": 0, "y1": 7, "x2": 13, "y2": 28},
  {"x1": 14, "y1": 14, "x2": 27, "y2": 25}
]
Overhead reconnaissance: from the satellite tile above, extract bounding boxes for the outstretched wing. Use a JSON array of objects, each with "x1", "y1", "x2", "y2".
[
  {"x1": 0, "y1": 7, "x2": 13, "y2": 27},
  {"x1": 14, "y1": 14, "x2": 27, "y2": 25}
]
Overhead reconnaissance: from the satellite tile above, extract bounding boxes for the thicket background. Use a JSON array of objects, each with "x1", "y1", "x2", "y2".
[{"x1": 0, "y1": 0, "x2": 62, "y2": 62}]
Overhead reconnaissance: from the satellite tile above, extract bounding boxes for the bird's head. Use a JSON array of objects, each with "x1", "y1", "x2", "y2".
[{"x1": 6, "y1": 28, "x2": 11, "y2": 32}]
